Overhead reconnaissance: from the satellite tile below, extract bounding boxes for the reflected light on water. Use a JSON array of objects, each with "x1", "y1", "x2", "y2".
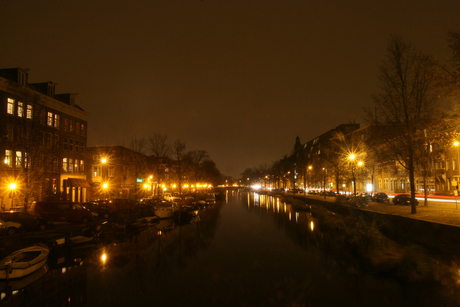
[
  {"x1": 310, "y1": 221, "x2": 314, "y2": 231},
  {"x1": 101, "y1": 253, "x2": 107, "y2": 263},
  {"x1": 289, "y1": 212, "x2": 291, "y2": 221}
]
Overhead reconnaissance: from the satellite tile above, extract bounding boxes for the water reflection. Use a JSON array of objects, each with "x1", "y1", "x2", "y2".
[{"x1": 1, "y1": 190, "x2": 460, "y2": 306}]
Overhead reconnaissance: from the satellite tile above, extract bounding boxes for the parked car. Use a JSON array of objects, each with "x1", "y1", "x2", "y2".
[
  {"x1": 82, "y1": 201, "x2": 115, "y2": 219},
  {"x1": 0, "y1": 212, "x2": 53, "y2": 232},
  {"x1": 372, "y1": 192, "x2": 389, "y2": 203},
  {"x1": 392, "y1": 194, "x2": 418, "y2": 206},
  {"x1": 0, "y1": 219, "x2": 22, "y2": 236},
  {"x1": 163, "y1": 193, "x2": 181, "y2": 202},
  {"x1": 29, "y1": 201, "x2": 93, "y2": 223}
]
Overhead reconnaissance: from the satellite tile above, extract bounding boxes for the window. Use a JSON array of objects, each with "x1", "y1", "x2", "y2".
[
  {"x1": 70, "y1": 120, "x2": 74, "y2": 132},
  {"x1": 69, "y1": 139, "x2": 73, "y2": 151},
  {"x1": 54, "y1": 134, "x2": 59, "y2": 147},
  {"x1": 74, "y1": 159, "x2": 79, "y2": 172},
  {"x1": 93, "y1": 165, "x2": 101, "y2": 177},
  {"x1": 54, "y1": 114, "x2": 60, "y2": 128},
  {"x1": 80, "y1": 160, "x2": 85, "y2": 172},
  {"x1": 46, "y1": 133, "x2": 52, "y2": 147},
  {"x1": 109, "y1": 165, "x2": 115, "y2": 177},
  {"x1": 454, "y1": 159, "x2": 458, "y2": 171},
  {"x1": 64, "y1": 118, "x2": 69, "y2": 131},
  {"x1": 81, "y1": 123, "x2": 85, "y2": 135},
  {"x1": 64, "y1": 138, "x2": 68, "y2": 150},
  {"x1": 26, "y1": 104, "x2": 33, "y2": 119},
  {"x1": 17, "y1": 102, "x2": 24, "y2": 117},
  {"x1": 447, "y1": 160, "x2": 451, "y2": 170},
  {"x1": 76, "y1": 140, "x2": 79, "y2": 153},
  {"x1": 6, "y1": 125, "x2": 13, "y2": 141},
  {"x1": 81, "y1": 146, "x2": 85, "y2": 154},
  {"x1": 53, "y1": 157, "x2": 58, "y2": 172},
  {"x1": 47, "y1": 112, "x2": 53, "y2": 126},
  {"x1": 76, "y1": 122, "x2": 80, "y2": 133},
  {"x1": 4, "y1": 150, "x2": 12, "y2": 167},
  {"x1": 16, "y1": 151, "x2": 22, "y2": 167},
  {"x1": 63, "y1": 158, "x2": 68, "y2": 172},
  {"x1": 7, "y1": 98, "x2": 14, "y2": 115},
  {"x1": 69, "y1": 158, "x2": 73, "y2": 172}
]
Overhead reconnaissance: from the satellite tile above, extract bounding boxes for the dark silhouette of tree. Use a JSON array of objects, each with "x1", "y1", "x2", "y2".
[{"x1": 365, "y1": 35, "x2": 439, "y2": 214}]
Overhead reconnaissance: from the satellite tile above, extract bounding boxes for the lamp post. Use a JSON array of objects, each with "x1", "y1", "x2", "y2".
[
  {"x1": 349, "y1": 154, "x2": 363, "y2": 195},
  {"x1": 9, "y1": 182, "x2": 17, "y2": 209}
]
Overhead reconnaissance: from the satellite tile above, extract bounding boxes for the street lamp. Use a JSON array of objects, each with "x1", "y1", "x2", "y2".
[
  {"x1": 9, "y1": 182, "x2": 17, "y2": 209},
  {"x1": 349, "y1": 154, "x2": 358, "y2": 195}
]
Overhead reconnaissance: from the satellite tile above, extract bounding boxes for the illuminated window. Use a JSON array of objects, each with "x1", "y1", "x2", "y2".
[
  {"x1": 74, "y1": 159, "x2": 79, "y2": 173},
  {"x1": 26, "y1": 104, "x2": 33, "y2": 119},
  {"x1": 4, "y1": 150, "x2": 12, "y2": 167},
  {"x1": 80, "y1": 160, "x2": 85, "y2": 172},
  {"x1": 54, "y1": 114, "x2": 60, "y2": 128},
  {"x1": 47, "y1": 112, "x2": 53, "y2": 126},
  {"x1": 81, "y1": 123, "x2": 85, "y2": 135},
  {"x1": 17, "y1": 102, "x2": 24, "y2": 117},
  {"x1": 69, "y1": 158, "x2": 73, "y2": 172},
  {"x1": 63, "y1": 158, "x2": 68, "y2": 172},
  {"x1": 16, "y1": 151, "x2": 22, "y2": 167},
  {"x1": 93, "y1": 165, "x2": 101, "y2": 177},
  {"x1": 7, "y1": 98, "x2": 14, "y2": 115}
]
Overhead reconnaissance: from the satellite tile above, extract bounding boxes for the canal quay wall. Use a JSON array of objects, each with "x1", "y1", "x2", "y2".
[{"x1": 261, "y1": 192, "x2": 460, "y2": 256}]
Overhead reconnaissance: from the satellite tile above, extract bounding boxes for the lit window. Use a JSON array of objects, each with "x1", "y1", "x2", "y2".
[
  {"x1": 69, "y1": 158, "x2": 73, "y2": 172},
  {"x1": 93, "y1": 166, "x2": 101, "y2": 177},
  {"x1": 54, "y1": 114, "x2": 60, "y2": 128},
  {"x1": 80, "y1": 160, "x2": 85, "y2": 172},
  {"x1": 26, "y1": 104, "x2": 33, "y2": 119},
  {"x1": 81, "y1": 123, "x2": 85, "y2": 135},
  {"x1": 47, "y1": 112, "x2": 53, "y2": 126},
  {"x1": 7, "y1": 98, "x2": 14, "y2": 115},
  {"x1": 16, "y1": 151, "x2": 22, "y2": 167},
  {"x1": 63, "y1": 158, "x2": 68, "y2": 172},
  {"x1": 4, "y1": 150, "x2": 12, "y2": 167},
  {"x1": 17, "y1": 102, "x2": 24, "y2": 117}
]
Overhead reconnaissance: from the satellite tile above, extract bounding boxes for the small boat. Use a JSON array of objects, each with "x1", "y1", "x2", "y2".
[
  {"x1": 0, "y1": 243, "x2": 49, "y2": 279},
  {"x1": 154, "y1": 205, "x2": 176, "y2": 219}
]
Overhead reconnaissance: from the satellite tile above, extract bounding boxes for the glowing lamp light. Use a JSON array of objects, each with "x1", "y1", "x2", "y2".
[
  {"x1": 101, "y1": 253, "x2": 107, "y2": 263},
  {"x1": 9, "y1": 183, "x2": 17, "y2": 190},
  {"x1": 103, "y1": 183, "x2": 108, "y2": 189},
  {"x1": 349, "y1": 154, "x2": 356, "y2": 160},
  {"x1": 101, "y1": 158, "x2": 107, "y2": 164}
]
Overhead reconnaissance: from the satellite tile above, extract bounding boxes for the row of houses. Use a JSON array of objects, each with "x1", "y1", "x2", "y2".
[
  {"x1": 285, "y1": 123, "x2": 459, "y2": 196},
  {"x1": 0, "y1": 68, "x2": 176, "y2": 210}
]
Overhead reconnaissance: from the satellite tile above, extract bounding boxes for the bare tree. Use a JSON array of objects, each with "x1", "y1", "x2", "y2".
[
  {"x1": 149, "y1": 133, "x2": 171, "y2": 158},
  {"x1": 172, "y1": 139, "x2": 186, "y2": 194},
  {"x1": 365, "y1": 35, "x2": 439, "y2": 214}
]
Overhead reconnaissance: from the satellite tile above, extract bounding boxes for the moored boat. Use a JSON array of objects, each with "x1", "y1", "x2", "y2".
[
  {"x1": 0, "y1": 243, "x2": 49, "y2": 279},
  {"x1": 154, "y1": 205, "x2": 176, "y2": 219}
]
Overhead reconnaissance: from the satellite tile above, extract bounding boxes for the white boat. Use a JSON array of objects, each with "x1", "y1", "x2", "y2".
[
  {"x1": 154, "y1": 206, "x2": 176, "y2": 219},
  {"x1": 0, "y1": 243, "x2": 49, "y2": 279}
]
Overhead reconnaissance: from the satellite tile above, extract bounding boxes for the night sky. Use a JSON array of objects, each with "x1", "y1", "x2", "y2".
[{"x1": 1, "y1": 1, "x2": 459, "y2": 178}]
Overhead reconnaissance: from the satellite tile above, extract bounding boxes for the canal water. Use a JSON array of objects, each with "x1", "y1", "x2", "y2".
[{"x1": 2, "y1": 190, "x2": 459, "y2": 306}]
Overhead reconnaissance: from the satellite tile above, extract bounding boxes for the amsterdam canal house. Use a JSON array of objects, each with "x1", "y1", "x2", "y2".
[{"x1": 0, "y1": 68, "x2": 90, "y2": 210}]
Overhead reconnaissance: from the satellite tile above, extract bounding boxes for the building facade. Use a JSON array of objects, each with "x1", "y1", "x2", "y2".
[{"x1": 0, "y1": 68, "x2": 89, "y2": 209}]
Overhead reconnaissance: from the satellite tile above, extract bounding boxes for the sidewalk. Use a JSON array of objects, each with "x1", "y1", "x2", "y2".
[{"x1": 290, "y1": 193, "x2": 460, "y2": 227}]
